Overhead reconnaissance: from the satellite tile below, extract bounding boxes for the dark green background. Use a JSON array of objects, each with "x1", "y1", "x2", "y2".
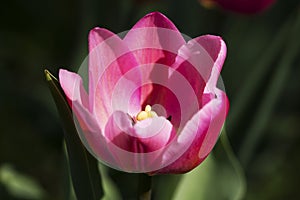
[{"x1": 0, "y1": 0, "x2": 299, "y2": 199}]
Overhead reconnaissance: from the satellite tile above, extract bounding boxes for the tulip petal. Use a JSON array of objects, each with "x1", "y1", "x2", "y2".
[
  {"x1": 59, "y1": 69, "x2": 122, "y2": 168},
  {"x1": 123, "y1": 12, "x2": 192, "y2": 115},
  {"x1": 175, "y1": 35, "x2": 226, "y2": 86},
  {"x1": 194, "y1": 35, "x2": 227, "y2": 91},
  {"x1": 88, "y1": 28, "x2": 114, "y2": 108},
  {"x1": 153, "y1": 88, "x2": 228, "y2": 174},
  {"x1": 88, "y1": 28, "x2": 142, "y2": 128},
  {"x1": 131, "y1": 12, "x2": 179, "y2": 30},
  {"x1": 72, "y1": 101, "x2": 122, "y2": 169},
  {"x1": 58, "y1": 69, "x2": 120, "y2": 169},
  {"x1": 124, "y1": 12, "x2": 185, "y2": 52},
  {"x1": 123, "y1": 12, "x2": 186, "y2": 100},
  {"x1": 103, "y1": 111, "x2": 176, "y2": 172},
  {"x1": 104, "y1": 111, "x2": 174, "y2": 153},
  {"x1": 59, "y1": 69, "x2": 88, "y2": 109}
]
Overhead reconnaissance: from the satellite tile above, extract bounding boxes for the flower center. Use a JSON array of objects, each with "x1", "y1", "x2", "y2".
[{"x1": 136, "y1": 105, "x2": 158, "y2": 121}]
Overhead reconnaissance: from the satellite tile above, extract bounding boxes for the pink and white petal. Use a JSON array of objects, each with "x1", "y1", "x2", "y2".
[
  {"x1": 103, "y1": 111, "x2": 176, "y2": 172},
  {"x1": 131, "y1": 12, "x2": 179, "y2": 30},
  {"x1": 133, "y1": 116, "x2": 176, "y2": 151},
  {"x1": 104, "y1": 111, "x2": 174, "y2": 153},
  {"x1": 88, "y1": 27, "x2": 140, "y2": 104},
  {"x1": 58, "y1": 72, "x2": 119, "y2": 168},
  {"x1": 139, "y1": 63, "x2": 201, "y2": 131},
  {"x1": 88, "y1": 28, "x2": 116, "y2": 110},
  {"x1": 124, "y1": 12, "x2": 185, "y2": 64},
  {"x1": 195, "y1": 35, "x2": 227, "y2": 91},
  {"x1": 174, "y1": 35, "x2": 226, "y2": 91},
  {"x1": 109, "y1": 66, "x2": 143, "y2": 117},
  {"x1": 167, "y1": 57, "x2": 206, "y2": 124},
  {"x1": 198, "y1": 89, "x2": 229, "y2": 159},
  {"x1": 152, "y1": 88, "x2": 229, "y2": 174},
  {"x1": 59, "y1": 70, "x2": 114, "y2": 162},
  {"x1": 88, "y1": 28, "x2": 141, "y2": 128},
  {"x1": 134, "y1": 50, "x2": 177, "y2": 107},
  {"x1": 59, "y1": 69, "x2": 88, "y2": 109},
  {"x1": 123, "y1": 13, "x2": 186, "y2": 105},
  {"x1": 72, "y1": 102, "x2": 122, "y2": 170}
]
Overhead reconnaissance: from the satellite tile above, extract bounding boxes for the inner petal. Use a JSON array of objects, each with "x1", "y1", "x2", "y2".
[{"x1": 104, "y1": 111, "x2": 175, "y2": 153}]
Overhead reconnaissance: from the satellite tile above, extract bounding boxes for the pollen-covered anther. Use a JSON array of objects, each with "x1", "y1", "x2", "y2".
[{"x1": 136, "y1": 105, "x2": 158, "y2": 121}]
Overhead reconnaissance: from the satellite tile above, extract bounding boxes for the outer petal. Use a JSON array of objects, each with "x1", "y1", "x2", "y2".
[
  {"x1": 88, "y1": 28, "x2": 142, "y2": 128},
  {"x1": 195, "y1": 35, "x2": 227, "y2": 92},
  {"x1": 88, "y1": 28, "x2": 114, "y2": 111},
  {"x1": 59, "y1": 69, "x2": 118, "y2": 167},
  {"x1": 174, "y1": 35, "x2": 226, "y2": 92},
  {"x1": 124, "y1": 12, "x2": 185, "y2": 52},
  {"x1": 59, "y1": 69, "x2": 88, "y2": 109},
  {"x1": 162, "y1": 35, "x2": 226, "y2": 129},
  {"x1": 123, "y1": 12, "x2": 186, "y2": 104},
  {"x1": 152, "y1": 88, "x2": 229, "y2": 174}
]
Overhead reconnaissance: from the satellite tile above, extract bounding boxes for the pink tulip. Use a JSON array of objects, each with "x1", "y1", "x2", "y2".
[
  {"x1": 59, "y1": 12, "x2": 229, "y2": 174},
  {"x1": 200, "y1": 0, "x2": 276, "y2": 14}
]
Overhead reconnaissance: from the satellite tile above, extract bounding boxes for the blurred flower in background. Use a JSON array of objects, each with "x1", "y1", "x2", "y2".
[{"x1": 200, "y1": 0, "x2": 276, "y2": 14}]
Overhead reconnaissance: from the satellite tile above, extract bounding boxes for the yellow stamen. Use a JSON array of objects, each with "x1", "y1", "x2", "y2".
[
  {"x1": 145, "y1": 105, "x2": 151, "y2": 112},
  {"x1": 136, "y1": 105, "x2": 157, "y2": 121}
]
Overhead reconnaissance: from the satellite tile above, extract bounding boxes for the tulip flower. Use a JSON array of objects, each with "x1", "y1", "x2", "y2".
[
  {"x1": 59, "y1": 12, "x2": 228, "y2": 174},
  {"x1": 200, "y1": 0, "x2": 276, "y2": 14}
]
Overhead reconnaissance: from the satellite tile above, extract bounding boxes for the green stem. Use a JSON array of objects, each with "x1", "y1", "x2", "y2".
[
  {"x1": 138, "y1": 173, "x2": 152, "y2": 200},
  {"x1": 239, "y1": 9, "x2": 300, "y2": 166}
]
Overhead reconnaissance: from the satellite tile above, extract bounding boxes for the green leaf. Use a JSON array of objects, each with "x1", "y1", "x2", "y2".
[
  {"x1": 0, "y1": 164, "x2": 47, "y2": 199},
  {"x1": 173, "y1": 129, "x2": 246, "y2": 200},
  {"x1": 44, "y1": 70, "x2": 104, "y2": 200}
]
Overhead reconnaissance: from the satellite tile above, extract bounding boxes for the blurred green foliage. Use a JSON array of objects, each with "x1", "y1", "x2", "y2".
[{"x1": 0, "y1": 0, "x2": 299, "y2": 199}]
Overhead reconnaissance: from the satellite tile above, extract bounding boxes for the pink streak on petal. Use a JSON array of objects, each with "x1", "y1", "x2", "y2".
[{"x1": 152, "y1": 89, "x2": 228, "y2": 174}]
